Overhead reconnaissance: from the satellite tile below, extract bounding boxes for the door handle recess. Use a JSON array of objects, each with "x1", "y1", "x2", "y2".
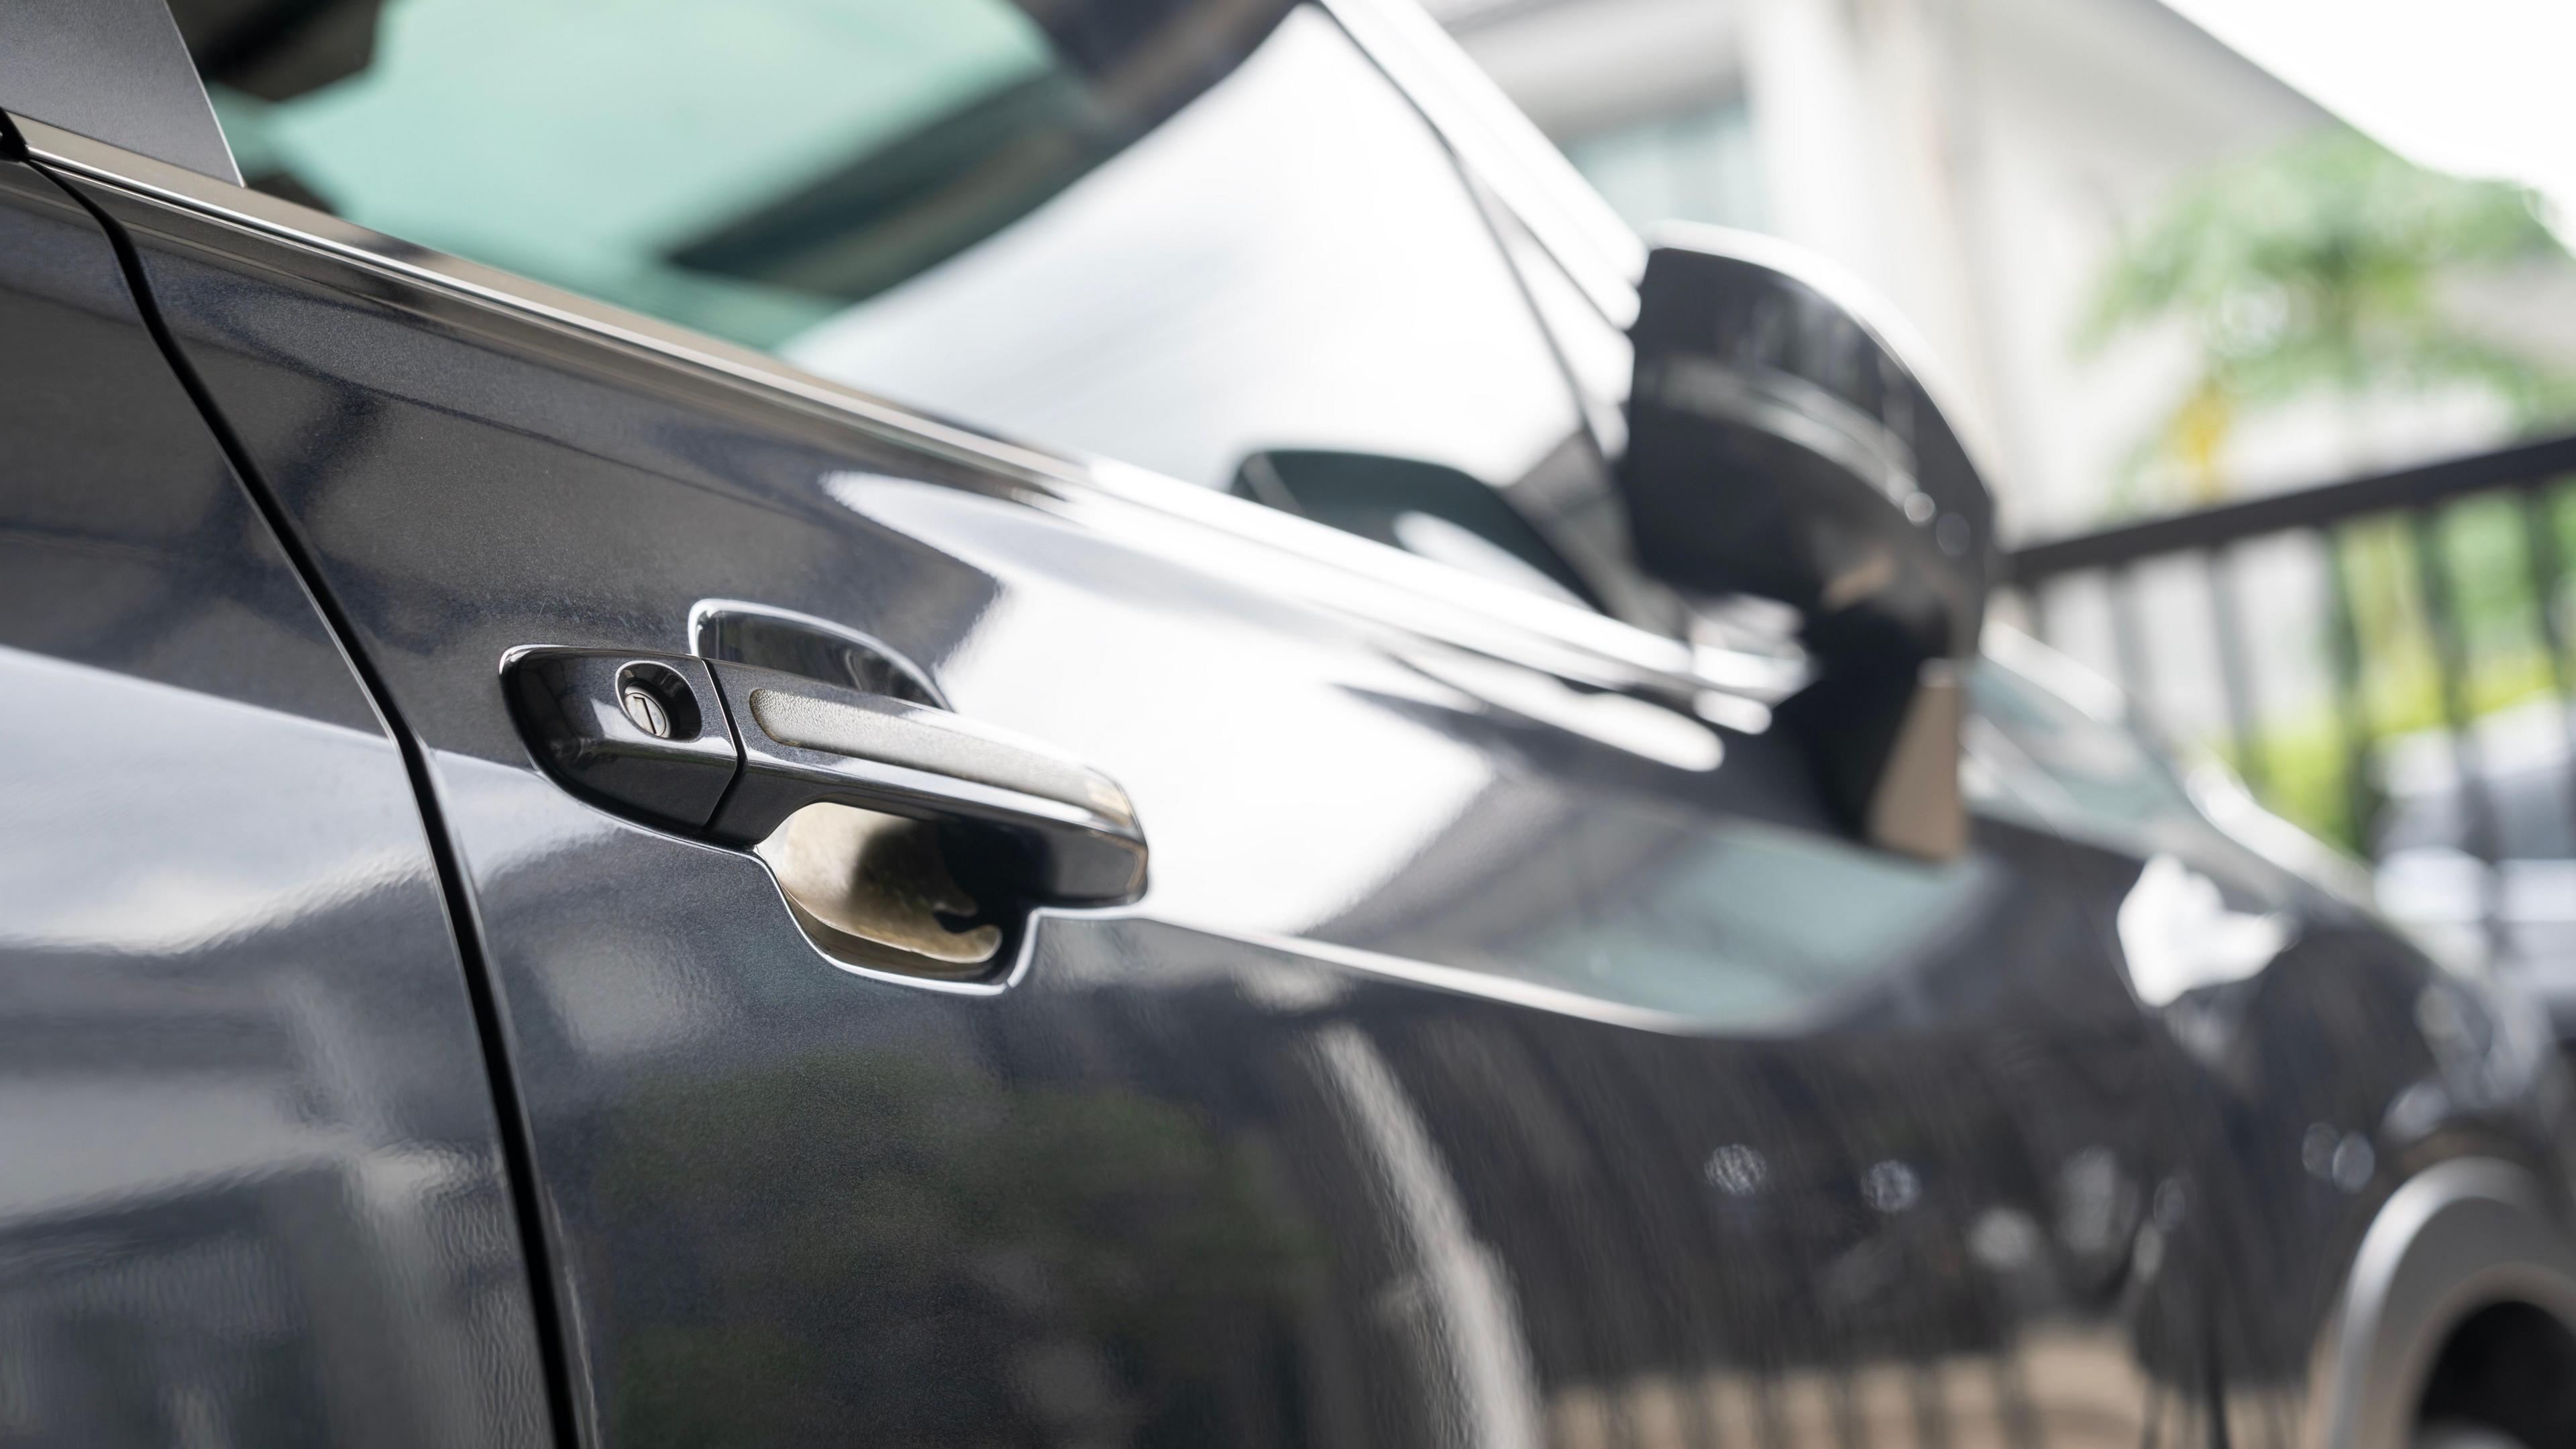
[{"x1": 505, "y1": 647, "x2": 1146, "y2": 969}]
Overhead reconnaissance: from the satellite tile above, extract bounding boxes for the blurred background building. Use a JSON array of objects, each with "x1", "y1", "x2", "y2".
[
  {"x1": 1433, "y1": 0, "x2": 2576, "y2": 535},
  {"x1": 1430, "y1": 0, "x2": 2576, "y2": 975}
]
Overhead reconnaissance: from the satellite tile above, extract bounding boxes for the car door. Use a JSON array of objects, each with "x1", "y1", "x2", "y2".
[
  {"x1": 26, "y1": 1, "x2": 2207, "y2": 1443},
  {"x1": 1965, "y1": 635, "x2": 2576, "y2": 1447},
  {"x1": 0, "y1": 147, "x2": 549, "y2": 1444}
]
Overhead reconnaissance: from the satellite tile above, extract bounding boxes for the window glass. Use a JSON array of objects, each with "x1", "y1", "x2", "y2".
[
  {"x1": 200, "y1": 0, "x2": 1288, "y2": 349},
  {"x1": 184, "y1": 0, "x2": 1591, "y2": 582}
]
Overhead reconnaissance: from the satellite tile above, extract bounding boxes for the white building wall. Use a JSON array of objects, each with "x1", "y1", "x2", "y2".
[
  {"x1": 1939, "y1": 0, "x2": 2330, "y2": 533},
  {"x1": 1450, "y1": 0, "x2": 1741, "y2": 139}
]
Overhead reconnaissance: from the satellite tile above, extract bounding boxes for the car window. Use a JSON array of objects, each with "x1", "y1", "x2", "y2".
[
  {"x1": 179, "y1": 0, "x2": 1597, "y2": 603},
  {"x1": 197, "y1": 0, "x2": 1286, "y2": 351}
]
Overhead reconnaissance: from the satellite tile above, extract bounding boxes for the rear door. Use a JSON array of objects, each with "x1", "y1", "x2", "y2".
[
  {"x1": 30, "y1": 1, "x2": 2197, "y2": 1443},
  {"x1": 0, "y1": 144, "x2": 547, "y2": 1445}
]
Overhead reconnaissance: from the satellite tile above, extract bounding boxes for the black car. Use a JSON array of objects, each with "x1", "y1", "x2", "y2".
[{"x1": 5, "y1": 1, "x2": 2574, "y2": 1446}]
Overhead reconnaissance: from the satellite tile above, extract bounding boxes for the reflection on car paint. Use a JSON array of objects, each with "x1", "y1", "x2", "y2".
[
  {"x1": 10, "y1": 0, "x2": 2576, "y2": 1436},
  {"x1": 0, "y1": 161, "x2": 548, "y2": 1446}
]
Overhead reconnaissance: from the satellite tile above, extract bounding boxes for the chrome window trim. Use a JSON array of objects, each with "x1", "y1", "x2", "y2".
[{"x1": 15, "y1": 115, "x2": 1794, "y2": 712}]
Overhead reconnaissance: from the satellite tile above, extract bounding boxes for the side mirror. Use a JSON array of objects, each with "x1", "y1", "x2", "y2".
[{"x1": 1617, "y1": 227, "x2": 1997, "y2": 858}]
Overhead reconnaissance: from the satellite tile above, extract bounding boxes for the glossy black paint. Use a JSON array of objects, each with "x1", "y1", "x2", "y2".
[
  {"x1": 48, "y1": 69, "x2": 2574, "y2": 1449},
  {"x1": 1623, "y1": 236, "x2": 1994, "y2": 662},
  {"x1": 504, "y1": 649, "x2": 739, "y2": 831},
  {"x1": 0, "y1": 159, "x2": 547, "y2": 1444},
  {"x1": 9, "y1": 3, "x2": 2574, "y2": 1442}
]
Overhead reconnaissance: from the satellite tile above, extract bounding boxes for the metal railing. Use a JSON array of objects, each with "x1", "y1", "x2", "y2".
[{"x1": 2002, "y1": 433, "x2": 2576, "y2": 957}]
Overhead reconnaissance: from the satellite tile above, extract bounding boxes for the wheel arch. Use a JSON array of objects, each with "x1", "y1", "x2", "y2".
[{"x1": 2312, "y1": 1157, "x2": 2576, "y2": 1449}]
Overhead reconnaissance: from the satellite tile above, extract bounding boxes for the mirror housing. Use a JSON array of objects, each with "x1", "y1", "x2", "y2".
[{"x1": 1617, "y1": 227, "x2": 1998, "y2": 858}]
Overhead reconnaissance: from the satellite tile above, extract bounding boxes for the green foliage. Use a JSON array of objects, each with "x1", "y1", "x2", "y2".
[
  {"x1": 2232, "y1": 488, "x2": 2576, "y2": 853},
  {"x1": 2073, "y1": 131, "x2": 2576, "y2": 851},
  {"x1": 2082, "y1": 128, "x2": 2574, "y2": 505}
]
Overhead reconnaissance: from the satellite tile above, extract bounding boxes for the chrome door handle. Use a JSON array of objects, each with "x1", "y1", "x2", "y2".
[
  {"x1": 700, "y1": 665, "x2": 1146, "y2": 906},
  {"x1": 504, "y1": 647, "x2": 1147, "y2": 909}
]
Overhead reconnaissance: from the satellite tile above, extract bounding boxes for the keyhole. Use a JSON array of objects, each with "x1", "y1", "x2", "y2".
[
  {"x1": 611, "y1": 660, "x2": 700, "y2": 741},
  {"x1": 621, "y1": 682, "x2": 672, "y2": 737}
]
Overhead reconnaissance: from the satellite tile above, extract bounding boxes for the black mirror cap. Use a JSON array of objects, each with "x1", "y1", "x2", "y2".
[
  {"x1": 1617, "y1": 229, "x2": 1996, "y2": 859},
  {"x1": 1617, "y1": 227, "x2": 1996, "y2": 667}
]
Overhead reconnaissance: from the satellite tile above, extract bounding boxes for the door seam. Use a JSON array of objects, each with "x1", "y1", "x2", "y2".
[{"x1": 11, "y1": 116, "x2": 588, "y2": 1449}]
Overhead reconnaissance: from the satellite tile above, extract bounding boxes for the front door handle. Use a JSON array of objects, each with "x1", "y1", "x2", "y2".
[
  {"x1": 505, "y1": 646, "x2": 1147, "y2": 938},
  {"x1": 698, "y1": 663, "x2": 1146, "y2": 905}
]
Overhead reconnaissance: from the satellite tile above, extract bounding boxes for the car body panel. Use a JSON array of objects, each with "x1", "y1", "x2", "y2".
[
  {"x1": 4, "y1": 0, "x2": 2573, "y2": 1441},
  {"x1": 0, "y1": 157, "x2": 548, "y2": 1446},
  {"x1": 36, "y1": 115, "x2": 2240, "y2": 1449}
]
